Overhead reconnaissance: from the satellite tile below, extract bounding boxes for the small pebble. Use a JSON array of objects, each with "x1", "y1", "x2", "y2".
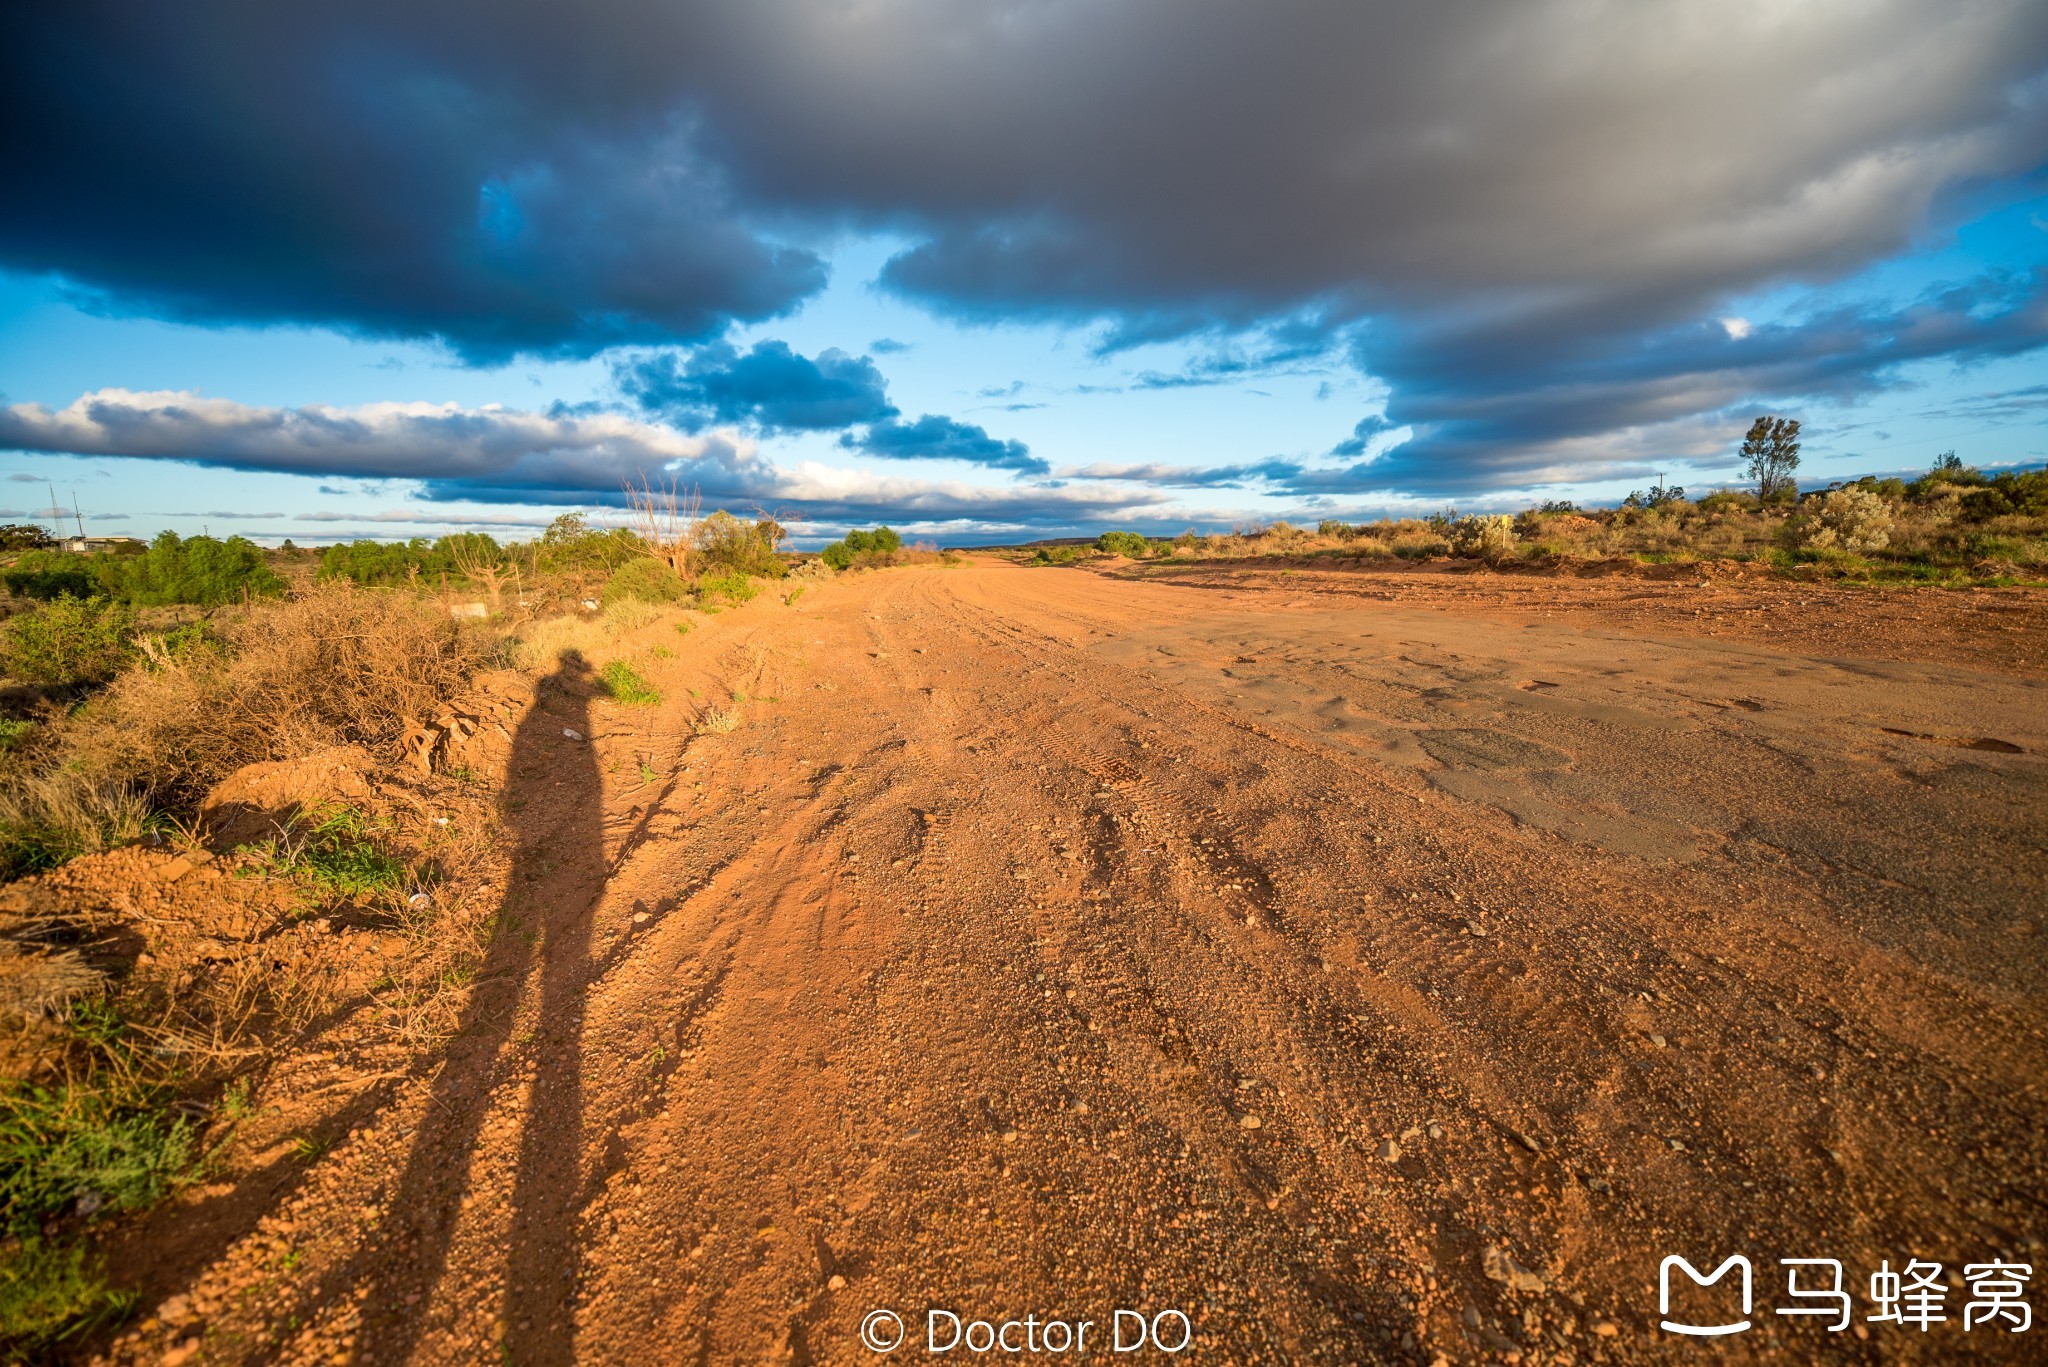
[
  {"x1": 1378, "y1": 1138, "x2": 1401, "y2": 1162},
  {"x1": 1240, "y1": 1114, "x2": 1262, "y2": 1130}
]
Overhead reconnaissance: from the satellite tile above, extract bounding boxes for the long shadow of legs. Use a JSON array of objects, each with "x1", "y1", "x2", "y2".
[{"x1": 349, "y1": 656, "x2": 604, "y2": 1367}]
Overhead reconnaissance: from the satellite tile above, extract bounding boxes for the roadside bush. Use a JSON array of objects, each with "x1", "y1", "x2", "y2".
[
  {"x1": 84, "y1": 581, "x2": 485, "y2": 801},
  {"x1": 601, "y1": 556, "x2": 690, "y2": 607},
  {"x1": 1802, "y1": 487, "x2": 1894, "y2": 555},
  {"x1": 697, "y1": 570, "x2": 757, "y2": 604},
  {"x1": 1, "y1": 598, "x2": 135, "y2": 685},
  {"x1": 1096, "y1": 530, "x2": 1151, "y2": 557},
  {"x1": 819, "y1": 526, "x2": 903, "y2": 571},
  {"x1": 693, "y1": 510, "x2": 787, "y2": 579},
  {"x1": 1448, "y1": 514, "x2": 1516, "y2": 560}
]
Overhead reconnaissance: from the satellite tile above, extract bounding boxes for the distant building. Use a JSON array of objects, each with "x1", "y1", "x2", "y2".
[{"x1": 59, "y1": 535, "x2": 143, "y2": 554}]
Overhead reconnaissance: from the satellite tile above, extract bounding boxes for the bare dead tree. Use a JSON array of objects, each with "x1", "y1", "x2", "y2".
[
  {"x1": 444, "y1": 536, "x2": 509, "y2": 614},
  {"x1": 626, "y1": 476, "x2": 701, "y2": 580}
]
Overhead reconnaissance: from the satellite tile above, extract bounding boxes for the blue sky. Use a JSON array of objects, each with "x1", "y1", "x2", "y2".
[{"x1": 2, "y1": 2, "x2": 2044, "y2": 546}]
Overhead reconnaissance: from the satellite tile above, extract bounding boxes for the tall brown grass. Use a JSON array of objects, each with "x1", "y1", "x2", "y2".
[{"x1": 79, "y1": 581, "x2": 488, "y2": 803}]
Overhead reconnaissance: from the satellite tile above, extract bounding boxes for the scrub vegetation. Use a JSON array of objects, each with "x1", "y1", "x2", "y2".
[
  {"x1": 1075, "y1": 457, "x2": 2048, "y2": 587},
  {"x1": 0, "y1": 493, "x2": 820, "y2": 1349}
]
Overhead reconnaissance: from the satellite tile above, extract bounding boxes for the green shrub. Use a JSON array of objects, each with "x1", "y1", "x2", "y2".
[
  {"x1": 601, "y1": 557, "x2": 690, "y2": 606},
  {"x1": 697, "y1": 570, "x2": 756, "y2": 604},
  {"x1": 692, "y1": 510, "x2": 786, "y2": 579},
  {"x1": 1, "y1": 597, "x2": 136, "y2": 684},
  {"x1": 818, "y1": 526, "x2": 902, "y2": 570},
  {"x1": 599, "y1": 660, "x2": 661, "y2": 706},
  {"x1": 0, "y1": 552, "x2": 97, "y2": 601},
  {"x1": 317, "y1": 538, "x2": 434, "y2": 586},
  {"x1": 1095, "y1": 530, "x2": 1150, "y2": 557}
]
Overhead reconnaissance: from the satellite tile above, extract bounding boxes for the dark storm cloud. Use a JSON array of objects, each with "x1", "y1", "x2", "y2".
[
  {"x1": 0, "y1": 3, "x2": 824, "y2": 362},
  {"x1": 615, "y1": 342, "x2": 898, "y2": 433},
  {"x1": 842, "y1": 415, "x2": 1047, "y2": 475},
  {"x1": 4, "y1": 1, "x2": 2046, "y2": 487}
]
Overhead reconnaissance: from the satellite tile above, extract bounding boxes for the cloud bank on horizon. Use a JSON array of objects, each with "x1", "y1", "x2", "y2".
[{"x1": 1, "y1": 0, "x2": 2045, "y2": 533}]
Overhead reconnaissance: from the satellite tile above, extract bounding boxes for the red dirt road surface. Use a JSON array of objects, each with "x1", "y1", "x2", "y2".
[{"x1": 105, "y1": 562, "x2": 2048, "y2": 1365}]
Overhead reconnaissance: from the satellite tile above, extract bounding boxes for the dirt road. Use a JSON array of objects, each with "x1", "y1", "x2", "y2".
[{"x1": 110, "y1": 562, "x2": 2048, "y2": 1365}]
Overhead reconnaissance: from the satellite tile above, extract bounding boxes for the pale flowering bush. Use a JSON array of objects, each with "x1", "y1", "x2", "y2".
[
  {"x1": 1449, "y1": 514, "x2": 1517, "y2": 560},
  {"x1": 1802, "y1": 487, "x2": 1895, "y2": 555}
]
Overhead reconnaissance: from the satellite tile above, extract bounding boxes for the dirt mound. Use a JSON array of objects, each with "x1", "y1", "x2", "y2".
[{"x1": 200, "y1": 745, "x2": 377, "y2": 848}]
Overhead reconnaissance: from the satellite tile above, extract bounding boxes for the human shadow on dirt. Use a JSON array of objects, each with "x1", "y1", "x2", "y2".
[{"x1": 346, "y1": 654, "x2": 604, "y2": 1367}]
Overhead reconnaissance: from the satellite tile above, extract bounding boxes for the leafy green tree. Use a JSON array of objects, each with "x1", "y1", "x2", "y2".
[
  {"x1": 317, "y1": 538, "x2": 433, "y2": 585},
  {"x1": 0, "y1": 525, "x2": 55, "y2": 552},
  {"x1": 537, "y1": 513, "x2": 640, "y2": 574},
  {"x1": 97, "y1": 532, "x2": 285, "y2": 606},
  {"x1": 1741, "y1": 416, "x2": 1801, "y2": 502}
]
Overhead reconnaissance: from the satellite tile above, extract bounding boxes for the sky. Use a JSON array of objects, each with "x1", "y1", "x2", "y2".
[{"x1": 1, "y1": 1, "x2": 2045, "y2": 547}]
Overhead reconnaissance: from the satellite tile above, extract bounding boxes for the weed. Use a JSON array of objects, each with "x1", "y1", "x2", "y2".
[
  {"x1": 599, "y1": 660, "x2": 661, "y2": 706},
  {"x1": 0, "y1": 770, "x2": 150, "y2": 882},
  {"x1": 270, "y1": 807, "x2": 406, "y2": 898},
  {"x1": 0, "y1": 721, "x2": 35, "y2": 754},
  {"x1": 289, "y1": 1135, "x2": 331, "y2": 1162},
  {"x1": 783, "y1": 586, "x2": 805, "y2": 606},
  {"x1": 0, "y1": 1238, "x2": 136, "y2": 1349},
  {"x1": 695, "y1": 706, "x2": 740, "y2": 736},
  {"x1": 0, "y1": 1075, "x2": 203, "y2": 1238},
  {"x1": 696, "y1": 570, "x2": 756, "y2": 605},
  {"x1": 730, "y1": 688, "x2": 748, "y2": 703},
  {"x1": 638, "y1": 761, "x2": 658, "y2": 785}
]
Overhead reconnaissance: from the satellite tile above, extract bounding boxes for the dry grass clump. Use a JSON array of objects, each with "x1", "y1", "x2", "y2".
[
  {"x1": 507, "y1": 597, "x2": 690, "y2": 673},
  {"x1": 80, "y1": 582, "x2": 487, "y2": 802},
  {"x1": 0, "y1": 769, "x2": 151, "y2": 882}
]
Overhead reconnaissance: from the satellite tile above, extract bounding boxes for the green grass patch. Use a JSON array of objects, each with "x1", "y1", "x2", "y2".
[
  {"x1": 270, "y1": 806, "x2": 405, "y2": 897},
  {"x1": 599, "y1": 660, "x2": 661, "y2": 706},
  {"x1": 0, "y1": 720, "x2": 35, "y2": 753},
  {"x1": 0, "y1": 1238, "x2": 137, "y2": 1350},
  {"x1": 0, "y1": 1078, "x2": 201, "y2": 1233}
]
